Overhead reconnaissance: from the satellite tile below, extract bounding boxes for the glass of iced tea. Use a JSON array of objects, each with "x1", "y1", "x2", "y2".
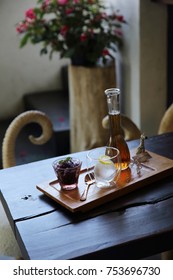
[{"x1": 52, "y1": 157, "x2": 82, "y2": 190}]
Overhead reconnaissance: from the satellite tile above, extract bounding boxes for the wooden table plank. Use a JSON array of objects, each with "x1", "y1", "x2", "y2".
[
  {"x1": 16, "y1": 196, "x2": 173, "y2": 260},
  {"x1": 1, "y1": 133, "x2": 173, "y2": 259}
]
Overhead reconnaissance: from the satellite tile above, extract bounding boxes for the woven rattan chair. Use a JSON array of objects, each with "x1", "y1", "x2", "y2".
[
  {"x1": 158, "y1": 103, "x2": 173, "y2": 134},
  {"x1": 102, "y1": 114, "x2": 141, "y2": 141},
  {"x1": 0, "y1": 110, "x2": 53, "y2": 258}
]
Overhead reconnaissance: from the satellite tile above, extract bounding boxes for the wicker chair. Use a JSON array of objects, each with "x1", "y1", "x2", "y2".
[
  {"x1": 102, "y1": 114, "x2": 141, "y2": 141},
  {"x1": 0, "y1": 110, "x2": 53, "y2": 258},
  {"x1": 158, "y1": 103, "x2": 173, "y2": 134}
]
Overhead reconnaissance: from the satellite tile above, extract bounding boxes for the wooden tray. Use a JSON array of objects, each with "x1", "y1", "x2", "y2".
[{"x1": 36, "y1": 151, "x2": 173, "y2": 212}]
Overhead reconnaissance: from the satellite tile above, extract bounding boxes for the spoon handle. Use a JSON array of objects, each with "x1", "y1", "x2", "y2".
[{"x1": 80, "y1": 184, "x2": 92, "y2": 201}]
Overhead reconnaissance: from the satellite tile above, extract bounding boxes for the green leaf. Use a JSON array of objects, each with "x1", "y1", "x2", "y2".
[
  {"x1": 19, "y1": 34, "x2": 30, "y2": 48},
  {"x1": 49, "y1": 49, "x2": 54, "y2": 60},
  {"x1": 59, "y1": 157, "x2": 72, "y2": 164},
  {"x1": 40, "y1": 47, "x2": 48, "y2": 55}
]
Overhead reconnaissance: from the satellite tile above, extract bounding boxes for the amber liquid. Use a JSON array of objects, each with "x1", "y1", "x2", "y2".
[{"x1": 108, "y1": 113, "x2": 131, "y2": 170}]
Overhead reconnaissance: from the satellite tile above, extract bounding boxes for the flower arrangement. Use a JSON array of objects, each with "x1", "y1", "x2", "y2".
[{"x1": 16, "y1": 0, "x2": 125, "y2": 66}]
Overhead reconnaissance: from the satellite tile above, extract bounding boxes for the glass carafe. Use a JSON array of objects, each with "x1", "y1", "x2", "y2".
[{"x1": 105, "y1": 88, "x2": 130, "y2": 170}]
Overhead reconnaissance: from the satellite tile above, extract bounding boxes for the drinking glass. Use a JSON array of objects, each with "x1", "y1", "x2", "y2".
[
  {"x1": 87, "y1": 146, "x2": 121, "y2": 188},
  {"x1": 52, "y1": 157, "x2": 82, "y2": 190}
]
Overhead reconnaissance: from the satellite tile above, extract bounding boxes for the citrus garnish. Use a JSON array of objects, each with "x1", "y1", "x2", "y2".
[{"x1": 98, "y1": 155, "x2": 112, "y2": 165}]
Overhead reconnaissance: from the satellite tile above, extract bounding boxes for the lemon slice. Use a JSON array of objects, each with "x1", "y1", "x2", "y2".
[{"x1": 99, "y1": 155, "x2": 112, "y2": 165}]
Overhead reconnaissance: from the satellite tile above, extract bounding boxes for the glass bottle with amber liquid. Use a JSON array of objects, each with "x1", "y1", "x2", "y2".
[{"x1": 105, "y1": 88, "x2": 130, "y2": 170}]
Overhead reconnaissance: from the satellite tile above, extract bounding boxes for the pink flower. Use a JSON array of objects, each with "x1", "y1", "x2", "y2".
[
  {"x1": 94, "y1": 13, "x2": 108, "y2": 23},
  {"x1": 60, "y1": 25, "x2": 69, "y2": 36},
  {"x1": 42, "y1": 0, "x2": 51, "y2": 9},
  {"x1": 66, "y1": 8, "x2": 74, "y2": 15},
  {"x1": 57, "y1": 0, "x2": 68, "y2": 5},
  {"x1": 101, "y1": 13, "x2": 108, "y2": 19},
  {"x1": 16, "y1": 22, "x2": 28, "y2": 33},
  {"x1": 25, "y1": 8, "x2": 36, "y2": 20},
  {"x1": 115, "y1": 30, "x2": 123, "y2": 37},
  {"x1": 80, "y1": 33, "x2": 87, "y2": 42},
  {"x1": 73, "y1": 0, "x2": 79, "y2": 3},
  {"x1": 44, "y1": 0, "x2": 51, "y2": 5},
  {"x1": 102, "y1": 49, "x2": 110, "y2": 56},
  {"x1": 116, "y1": 15, "x2": 124, "y2": 22}
]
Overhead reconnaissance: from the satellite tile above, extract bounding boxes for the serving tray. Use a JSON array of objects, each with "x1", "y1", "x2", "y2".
[{"x1": 36, "y1": 150, "x2": 173, "y2": 212}]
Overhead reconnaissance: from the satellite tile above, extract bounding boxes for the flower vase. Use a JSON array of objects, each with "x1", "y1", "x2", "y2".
[{"x1": 68, "y1": 63, "x2": 116, "y2": 153}]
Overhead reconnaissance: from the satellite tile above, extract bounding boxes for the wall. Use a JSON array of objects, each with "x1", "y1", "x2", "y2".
[
  {"x1": 0, "y1": 0, "x2": 168, "y2": 137},
  {"x1": 109, "y1": 0, "x2": 140, "y2": 124},
  {"x1": 0, "y1": 0, "x2": 69, "y2": 119},
  {"x1": 140, "y1": 0, "x2": 167, "y2": 135},
  {"x1": 109, "y1": 0, "x2": 167, "y2": 136}
]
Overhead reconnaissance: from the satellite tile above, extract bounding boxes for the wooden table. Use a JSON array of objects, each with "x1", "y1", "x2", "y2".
[{"x1": 1, "y1": 133, "x2": 173, "y2": 260}]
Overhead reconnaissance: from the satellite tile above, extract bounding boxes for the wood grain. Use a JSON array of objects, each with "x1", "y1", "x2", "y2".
[{"x1": 16, "y1": 196, "x2": 173, "y2": 259}]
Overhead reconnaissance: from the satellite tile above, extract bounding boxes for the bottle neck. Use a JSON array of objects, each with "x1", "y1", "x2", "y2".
[
  {"x1": 109, "y1": 112, "x2": 121, "y2": 135},
  {"x1": 105, "y1": 89, "x2": 121, "y2": 135},
  {"x1": 106, "y1": 93, "x2": 120, "y2": 115}
]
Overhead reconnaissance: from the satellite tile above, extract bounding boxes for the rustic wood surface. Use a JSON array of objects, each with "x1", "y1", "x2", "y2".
[{"x1": 1, "y1": 133, "x2": 173, "y2": 259}]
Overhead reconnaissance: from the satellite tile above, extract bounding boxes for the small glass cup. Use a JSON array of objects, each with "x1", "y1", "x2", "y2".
[
  {"x1": 87, "y1": 146, "x2": 121, "y2": 188},
  {"x1": 52, "y1": 157, "x2": 82, "y2": 190}
]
